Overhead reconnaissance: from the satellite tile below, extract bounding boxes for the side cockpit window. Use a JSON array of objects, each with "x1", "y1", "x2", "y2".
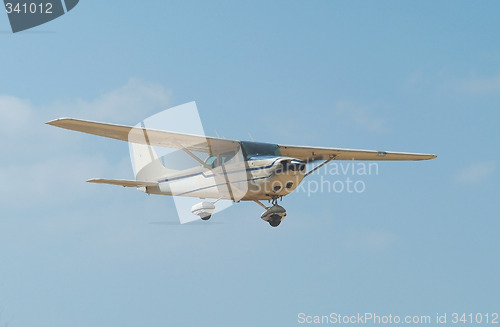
[
  {"x1": 205, "y1": 149, "x2": 240, "y2": 168},
  {"x1": 220, "y1": 151, "x2": 236, "y2": 166},
  {"x1": 204, "y1": 155, "x2": 218, "y2": 168}
]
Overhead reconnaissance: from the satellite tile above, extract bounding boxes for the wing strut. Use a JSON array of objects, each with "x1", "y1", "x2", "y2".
[
  {"x1": 304, "y1": 155, "x2": 336, "y2": 178},
  {"x1": 180, "y1": 147, "x2": 214, "y2": 171},
  {"x1": 254, "y1": 200, "x2": 269, "y2": 210}
]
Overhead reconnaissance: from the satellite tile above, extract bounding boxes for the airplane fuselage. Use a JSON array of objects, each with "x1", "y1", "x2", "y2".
[{"x1": 141, "y1": 155, "x2": 306, "y2": 201}]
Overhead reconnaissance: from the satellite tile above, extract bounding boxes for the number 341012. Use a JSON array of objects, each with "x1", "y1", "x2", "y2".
[
  {"x1": 5, "y1": 2, "x2": 53, "y2": 14},
  {"x1": 451, "y1": 313, "x2": 499, "y2": 324}
]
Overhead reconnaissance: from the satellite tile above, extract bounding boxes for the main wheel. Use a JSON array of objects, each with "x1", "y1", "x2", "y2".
[
  {"x1": 269, "y1": 219, "x2": 281, "y2": 227},
  {"x1": 269, "y1": 214, "x2": 281, "y2": 227},
  {"x1": 201, "y1": 215, "x2": 211, "y2": 221}
]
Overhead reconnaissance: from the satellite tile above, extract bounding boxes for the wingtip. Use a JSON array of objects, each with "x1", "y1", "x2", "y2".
[
  {"x1": 416, "y1": 154, "x2": 437, "y2": 160},
  {"x1": 45, "y1": 117, "x2": 72, "y2": 125}
]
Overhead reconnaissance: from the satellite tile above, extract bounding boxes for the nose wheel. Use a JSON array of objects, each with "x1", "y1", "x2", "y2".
[
  {"x1": 255, "y1": 198, "x2": 287, "y2": 227},
  {"x1": 268, "y1": 215, "x2": 282, "y2": 227}
]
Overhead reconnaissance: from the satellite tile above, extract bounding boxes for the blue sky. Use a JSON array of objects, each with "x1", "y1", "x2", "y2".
[{"x1": 0, "y1": 1, "x2": 499, "y2": 326}]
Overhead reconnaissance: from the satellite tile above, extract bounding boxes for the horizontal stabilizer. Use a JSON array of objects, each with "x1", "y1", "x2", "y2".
[{"x1": 87, "y1": 178, "x2": 158, "y2": 187}]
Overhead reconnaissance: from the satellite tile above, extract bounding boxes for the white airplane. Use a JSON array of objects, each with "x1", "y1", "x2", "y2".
[{"x1": 47, "y1": 118, "x2": 436, "y2": 227}]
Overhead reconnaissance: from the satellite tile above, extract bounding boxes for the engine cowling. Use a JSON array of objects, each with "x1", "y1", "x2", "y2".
[{"x1": 275, "y1": 159, "x2": 306, "y2": 174}]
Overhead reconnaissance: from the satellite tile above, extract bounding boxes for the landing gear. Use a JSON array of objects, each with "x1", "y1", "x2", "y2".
[
  {"x1": 191, "y1": 201, "x2": 216, "y2": 221},
  {"x1": 258, "y1": 198, "x2": 287, "y2": 227}
]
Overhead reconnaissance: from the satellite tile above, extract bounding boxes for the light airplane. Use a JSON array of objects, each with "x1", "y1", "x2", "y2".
[{"x1": 47, "y1": 118, "x2": 437, "y2": 227}]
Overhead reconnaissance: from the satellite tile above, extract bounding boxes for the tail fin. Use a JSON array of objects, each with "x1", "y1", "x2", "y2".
[
  {"x1": 130, "y1": 142, "x2": 170, "y2": 180},
  {"x1": 129, "y1": 123, "x2": 179, "y2": 181}
]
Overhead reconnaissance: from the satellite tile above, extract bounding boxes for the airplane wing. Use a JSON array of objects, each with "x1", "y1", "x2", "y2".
[
  {"x1": 87, "y1": 178, "x2": 158, "y2": 187},
  {"x1": 46, "y1": 118, "x2": 240, "y2": 154},
  {"x1": 278, "y1": 145, "x2": 437, "y2": 161},
  {"x1": 47, "y1": 118, "x2": 436, "y2": 161}
]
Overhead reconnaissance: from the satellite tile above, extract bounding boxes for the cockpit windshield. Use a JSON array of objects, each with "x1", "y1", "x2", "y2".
[{"x1": 240, "y1": 141, "x2": 281, "y2": 160}]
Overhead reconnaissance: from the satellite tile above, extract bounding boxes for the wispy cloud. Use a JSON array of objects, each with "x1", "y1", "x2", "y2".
[
  {"x1": 446, "y1": 74, "x2": 500, "y2": 95},
  {"x1": 403, "y1": 68, "x2": 500, "y2": 97},
  {"x1": 48, "y1": 78, "x2": 173, "y2": 123},
  {"x1": 453, "y1": 161, "x2": 496, "y2": 184},
  {"x1": 0, "y1": 94, "x2": 35, "y2": 132},
  {"x1": 334, "y1": 101, "x2": 387, "y2": 133},
  {"x1": 0, "y1": 79, "x2": 173, "y2": 209}
]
